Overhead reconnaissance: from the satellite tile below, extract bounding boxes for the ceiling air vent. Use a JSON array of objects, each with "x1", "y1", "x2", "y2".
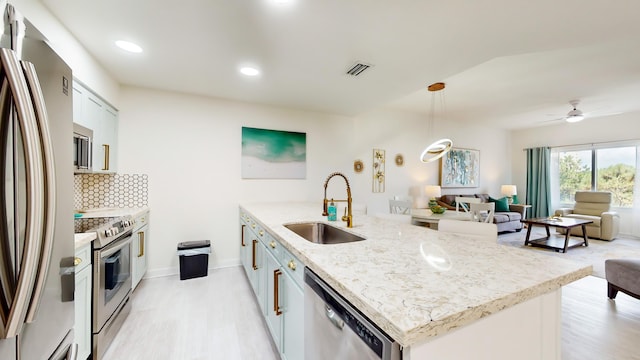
[{"x1": 346, "y1": 62, "x2": 372, "y2": 76}]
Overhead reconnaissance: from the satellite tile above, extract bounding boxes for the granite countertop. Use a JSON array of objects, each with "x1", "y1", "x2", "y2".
[
  {"x1": 75, "y1": 207, "x2": 150, "y2": 219},
  {"x1": 240, "y1": 202, "x2": 591, "y2": 348}
]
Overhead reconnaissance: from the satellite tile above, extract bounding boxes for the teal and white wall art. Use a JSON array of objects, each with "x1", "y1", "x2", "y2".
[
  {"x1": 440, "y1": 148, "x2": 480, "y2": 188},
  {"x1": 241, "y1": 127, "x2": 307, "y2": 179}
]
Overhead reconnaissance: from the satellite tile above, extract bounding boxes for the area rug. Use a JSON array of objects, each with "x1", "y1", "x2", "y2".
[{"x1": 497, "y1": 229, "x2": 640, "y2": 278}]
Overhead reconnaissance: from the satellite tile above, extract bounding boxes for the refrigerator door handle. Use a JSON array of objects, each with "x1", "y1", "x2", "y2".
[
  {"x1": 0, "y1": 47, "x2": 45, "y2": 339},
  {"x1": 21, "y1": 60, "x2": 57, "y2": 322}
]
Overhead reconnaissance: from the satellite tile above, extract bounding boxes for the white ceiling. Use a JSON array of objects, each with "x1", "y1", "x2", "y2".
[{"x1": 41, "y1": 0, "x2": 640, "y2": 129}]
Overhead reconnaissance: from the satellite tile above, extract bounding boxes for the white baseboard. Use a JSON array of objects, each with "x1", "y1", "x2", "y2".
[{"x1": 143, "y1": 257, "x2": 241, "y2": 279}]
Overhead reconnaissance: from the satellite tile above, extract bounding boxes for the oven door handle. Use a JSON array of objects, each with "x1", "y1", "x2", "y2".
[{"x1": 100, "y1": 236, "x2": 133, "y2": 258}]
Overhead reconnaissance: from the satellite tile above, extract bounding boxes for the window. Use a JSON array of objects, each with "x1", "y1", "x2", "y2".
[
  {"x1": 552, "y1": 144, "x2": 637, "y2": 208},
  {"x1": 558, "y1": 150, "x2": 592, "y2": 204}
]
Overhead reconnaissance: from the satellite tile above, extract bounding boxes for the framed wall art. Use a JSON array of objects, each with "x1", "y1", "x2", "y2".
[
  {"x1": 241, "y1": 126, "x2": 306, "y2": 179},
  {"x1": 440, "y1": 148, "x2": 479, "y2": 188},
  {"x1": 372, "y1": 149, "x2": 385, "y2": 193}
]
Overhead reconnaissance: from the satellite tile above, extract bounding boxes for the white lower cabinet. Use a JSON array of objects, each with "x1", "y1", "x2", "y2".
[
  {"x1": 281, "y1": 270, "x2": 304, "y2": 360},
  {"x1": 131, "y1": 223, "x2": 148, "y2": 290},
  {"x1": 132, "y1": 211, "x2": 150, "y2": 291},
  {"x1": 265, "y1": 248, "x2": 282, "y2": 350},
  {"x1": 74, "y1": 244, "x2": 92, "y2": 360},
  {"x1": 239, "y1": 211, "x2": 305, "y2": 359}
]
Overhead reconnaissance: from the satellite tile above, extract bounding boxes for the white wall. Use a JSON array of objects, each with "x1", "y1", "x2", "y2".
[
  {"x1": 510, "y1": 113, "x2": 640, "y2": 235},
  {"x1": 352, "y1": 107, "x2": 512, "y2": 215},
  {"x1": 116, "y1": 88, "x2": 514, "y2": 275},
  {"x1": 117, "y1": 86, "x2": 353, "y2": 276},
  {"x1": 12, "y1": 0, "x2": 120, "y2": 105}
]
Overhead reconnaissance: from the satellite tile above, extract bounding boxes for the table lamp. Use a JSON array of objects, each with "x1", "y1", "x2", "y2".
[
  {"x1": 425, "y1": 185, "x2": 442, "y2": 210},
  {"x1": 501, "y1": 185, "x2": 517, "y2": 204}
]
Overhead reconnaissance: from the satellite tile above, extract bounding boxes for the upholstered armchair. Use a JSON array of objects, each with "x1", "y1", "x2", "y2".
[{"x1": 554, "y1": 191, "x2": 620, "y2": 241}]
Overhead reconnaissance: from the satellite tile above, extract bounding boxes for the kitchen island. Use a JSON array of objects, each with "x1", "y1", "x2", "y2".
[{"x1": 241, "y1": 202, "x2": 591, "y2": 360}]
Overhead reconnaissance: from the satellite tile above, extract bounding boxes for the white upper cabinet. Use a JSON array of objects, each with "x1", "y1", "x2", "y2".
[{"x1": 72, "y1": 81, "x2": 119, "y2": 173}]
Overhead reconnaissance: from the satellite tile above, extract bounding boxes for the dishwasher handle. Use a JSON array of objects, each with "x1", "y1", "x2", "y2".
[{"x1": 325, "y1": 304, "x2": 344, "y2": 330}]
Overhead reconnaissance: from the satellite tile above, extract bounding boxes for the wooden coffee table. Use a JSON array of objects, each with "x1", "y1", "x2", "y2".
[{"x1": 520, "y1": 217, "x2": 592, "y2": 253}]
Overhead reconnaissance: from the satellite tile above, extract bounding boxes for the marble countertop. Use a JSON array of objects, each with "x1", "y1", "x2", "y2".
[
  {"x1": 240, "y1": 202, "x2": 591, "y2": 348},
  {"x1": 74, "y1": 232, "x2": 96, "y2": 249}
]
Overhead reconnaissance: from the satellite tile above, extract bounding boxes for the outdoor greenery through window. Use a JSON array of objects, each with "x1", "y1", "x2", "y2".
[{"x1": 555, "y1": 145, "x2": 636, "y2": 207}]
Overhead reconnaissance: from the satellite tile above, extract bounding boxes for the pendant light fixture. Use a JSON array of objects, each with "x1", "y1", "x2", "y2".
[{"x1": 420, "y1": 82, "x2": 453, "y2": 163}]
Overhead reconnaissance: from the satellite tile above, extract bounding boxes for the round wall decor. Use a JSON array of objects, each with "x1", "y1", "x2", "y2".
[
  {"x1": 354, "y1": 160, "x2": 364, "y2": 173},
  {"x1": 395, "y1": 154, "x2": 404, "y2": 166}
]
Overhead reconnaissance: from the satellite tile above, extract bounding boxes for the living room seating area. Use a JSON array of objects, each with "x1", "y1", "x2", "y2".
[{"x1": 435, "y1": 194, "x2": 527, "y2": 233}]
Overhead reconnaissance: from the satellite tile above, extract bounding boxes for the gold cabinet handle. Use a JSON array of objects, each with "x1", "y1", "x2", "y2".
[
  {"x1": 288, "y1": 260, "x2": 296, "y2": 271},
  {"x1": 252, "y1": 240, "x2": 258, "y2": 270},
  {"x1": 274, "y1": 269, "x2": 282, "y2": 316},
  {"x1": 251, "y1": 223, "x2": 256, "y2": 229},
  {"x1": 74, "y1": 257, "x2": 82, "y2": 266},
  {"x1": 259, "y1": 230, "x2": 264, "y2": 236},
  {"x1": 269, "y1": 241, "x2": 276, "y2": 249},
  {"x1": 137, "y1": 231, "x2": 145, "y2": 257},
  {"x1": 102, "y1": 144, "x2": 110, "y2": 171},
  {"x1": 241, "y1": 224, "x2": 246, "y2": 247}
]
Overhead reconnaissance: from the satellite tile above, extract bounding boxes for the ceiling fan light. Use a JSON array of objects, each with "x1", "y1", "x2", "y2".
[{"x1": 566, "y1": 114, "x2": 584, "y2": 123}]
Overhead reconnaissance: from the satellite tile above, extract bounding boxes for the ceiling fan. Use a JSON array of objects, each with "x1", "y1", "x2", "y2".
[
  {"x1": 543, "y1": 99, "x2": 621, "y2": 124},
  {"x1": 564, "y1": 100, "x2": 585, "y2": 123}
]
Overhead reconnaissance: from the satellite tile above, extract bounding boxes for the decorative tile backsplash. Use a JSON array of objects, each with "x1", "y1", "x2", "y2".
[{"x1": 74, "y1": 173, "x2": 149, "y2": 210}]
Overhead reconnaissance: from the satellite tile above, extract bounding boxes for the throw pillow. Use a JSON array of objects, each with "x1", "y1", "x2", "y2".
[{"x1": 489, "y1": 196, "x2": 510, "y2": 212}]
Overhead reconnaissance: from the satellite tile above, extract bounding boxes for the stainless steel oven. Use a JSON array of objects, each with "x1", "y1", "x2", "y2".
[{"x1": 85, "y1": 216, "x2": 135, "y2": 360}]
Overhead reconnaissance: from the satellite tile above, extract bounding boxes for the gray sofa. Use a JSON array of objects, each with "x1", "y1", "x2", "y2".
[{"x1": 435, "y1": 194, "x2": 527, "y2": 233}]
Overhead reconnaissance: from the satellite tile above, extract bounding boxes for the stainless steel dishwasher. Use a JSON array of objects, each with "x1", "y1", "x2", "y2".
[{"x1": 305, "y1": 268, "x2": 402, "y2": 360}]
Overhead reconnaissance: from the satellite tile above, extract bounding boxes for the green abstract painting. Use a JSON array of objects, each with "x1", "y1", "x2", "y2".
[
  {"x1": 241, "y1": 127, "x2": 306, "y2": 179},
  {"x1": 440, "y1": 148, "x2": 479, "y2": 188}
]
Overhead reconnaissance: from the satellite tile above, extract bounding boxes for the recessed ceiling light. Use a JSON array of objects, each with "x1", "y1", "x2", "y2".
[
  {"x1": 240, "y1": 67, "x2": 260, "y2": 76},
  {"x1": 115, "y1": 40, "x2": 143, "y2": 53}
]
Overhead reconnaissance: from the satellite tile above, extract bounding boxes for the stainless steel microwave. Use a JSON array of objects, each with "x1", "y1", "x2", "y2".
[{"x1": 73, "y1": 123, "x2": 92, "y2": 173}]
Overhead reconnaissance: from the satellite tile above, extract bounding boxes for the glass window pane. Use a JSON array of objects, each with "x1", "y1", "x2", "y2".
[
  {"x1": 558, "y1": 150, "x2": 592, "y2": 203},
  {"x1": 596, "y1": 147, "x2": 636, "y2": 207}
]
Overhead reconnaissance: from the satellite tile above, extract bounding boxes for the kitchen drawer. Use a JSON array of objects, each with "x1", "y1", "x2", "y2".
[
  {"x1": 280, "y1": 246, "x2": 304, "y2": 289},
  {"x1": 262, "y1": 233, "x2": 282, "y2": 259},
  {"x1": 75, "y1": 243, "x2": 92, "y2": 272},
  {"x1": 134, "y1": 211, "x2": 150, "y2": 231},
  {"x1": 248, "y1": 219, "x2": 260, "y2": 236}
]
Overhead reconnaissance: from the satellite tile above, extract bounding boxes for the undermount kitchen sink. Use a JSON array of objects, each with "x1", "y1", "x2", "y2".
[{"x1": 284, "y1": 222, "x2": 366, "y2": 244}]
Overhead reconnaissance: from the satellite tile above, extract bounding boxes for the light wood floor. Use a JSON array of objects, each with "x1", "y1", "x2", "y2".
[
  {"x1": 103, "y1": 266, "x2": 279, "y2": 360},
  {"x1": 104, "y1": 267, "x2": 639, "y2": 360},
  {"x1": 562, "y1": 275, "x2": 640, "y2": 360}
]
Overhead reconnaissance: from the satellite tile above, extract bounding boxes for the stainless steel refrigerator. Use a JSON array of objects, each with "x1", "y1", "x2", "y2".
[{"x1": 0, "y1": 2, "x2": 76, "y2": 359}]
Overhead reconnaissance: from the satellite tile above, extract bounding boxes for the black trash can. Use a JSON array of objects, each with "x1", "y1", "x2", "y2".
[{"x1": 177, "y1": 240, "x2": 211, "y2": 280}]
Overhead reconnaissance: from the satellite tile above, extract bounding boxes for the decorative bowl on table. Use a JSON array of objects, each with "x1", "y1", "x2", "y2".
[{"x1": 430, "y1": 205, "x2": 446, "y2": 214}]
